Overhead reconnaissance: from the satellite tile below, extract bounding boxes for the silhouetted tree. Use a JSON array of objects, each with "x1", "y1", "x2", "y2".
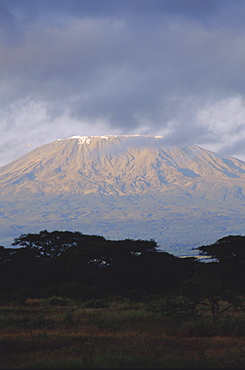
[
  {"x1": 195, "y1": 235, "x2": 245, "y2": 294},
  {"x1": 12, "y1": 230, "x2": 104, "y2": 259},
  {"x1": 4, "y1": 230, "x2": 240, "y2": 303},
  {"x1": 195, "y1": 235, "x2": 245, "y2": 265},
  {"x1": 180, "y1": 270, "x2": 244, "y2": 319}
]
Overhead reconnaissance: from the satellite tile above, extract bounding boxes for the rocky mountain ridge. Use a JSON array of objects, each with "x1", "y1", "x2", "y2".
[
  {"x1": 1, "y1": 135, "x2": 245, "y2": 255},
  {"x1": 1, "y1": 135, "x2": 245, "y2": 198}
]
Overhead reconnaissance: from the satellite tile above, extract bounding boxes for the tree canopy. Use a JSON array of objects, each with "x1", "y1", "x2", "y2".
[
  {"x1": 0, "y1": 230, "x2": 244, "y2": 307},
  {"x1": 12, "y1": 230, "x2": 105, "y2": 259},
  {"x1": 195, "y1": 235, "x2": 245, "y2": 265}
]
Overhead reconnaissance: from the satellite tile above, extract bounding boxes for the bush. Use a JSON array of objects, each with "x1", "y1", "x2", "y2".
[
  {"x1": 147, "y1": 295, "x2": 193, "y2": 317},
  {"x1": 128, "y1": 290, "x2": 144, "y2": 302},
  {"x1": 25, "y1": 298, "x2": 43, "y2": 307},
  {"x1": 178, "y1": 318, "x2": 217, "y2": 337},
  {"x1": 46, "y1": 296, "x2": 70, "y2": 306},
  {"x1": 82, "y1": 299, "x2": 109, "y2": 309},
  {"x1": 216, "y1": 316, "x2": 245, "y2": 336},
  {"x1": 59, "y1": 283, "x2": 93, "y2": 299},
  {"x1": 172, "y1": 316, "x2": 245, "y2": 337}
]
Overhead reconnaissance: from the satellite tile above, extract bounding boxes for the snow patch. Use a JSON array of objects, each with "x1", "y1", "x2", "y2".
[{"x1": 70, "y1": 136, "x2": 91, "y2": 145}]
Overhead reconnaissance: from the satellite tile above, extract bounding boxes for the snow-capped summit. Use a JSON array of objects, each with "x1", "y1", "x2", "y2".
[
  {"x1": 1, "y1": 135, "x2": 245, "y2": 255},
  {"x1": 1, "y1": 134, "x2": 245, "y2": 197}
]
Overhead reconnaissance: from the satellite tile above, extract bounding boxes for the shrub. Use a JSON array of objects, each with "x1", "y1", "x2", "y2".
[
  {"x1": 59, "y1": 282, "x2": 92, "y2": 299},
  {"x1": 25, "y1": 298, "x2": 43, "y2": 307},
  {"x1": 147, "y1": 295, "x2": 193, "y2": 317},
  {"x1": 46, "y1": 296, "x2": 70, "y2": 306},
  {"x1": 82, "y1": 299, "x2": 109, "y2": 309},
  {"x1": 178, "y1": 318, "x2": 217, "y2": 337},
  {"x1": 63, "y1": 309, "x2": 77, "y2": 327},
  {"x1": 216, "y1": 316, "x2": 245, "y2": 336}
]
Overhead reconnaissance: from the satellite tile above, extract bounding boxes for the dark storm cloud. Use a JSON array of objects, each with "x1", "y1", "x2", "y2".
[{"x1": 1, "y1": 0, "x2": 245, "y2": 166}]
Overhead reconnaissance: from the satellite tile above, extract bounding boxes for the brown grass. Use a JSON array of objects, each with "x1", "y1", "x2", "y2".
[{"x1": 0, "y1": 300, "x2": 244, "y2": 369}]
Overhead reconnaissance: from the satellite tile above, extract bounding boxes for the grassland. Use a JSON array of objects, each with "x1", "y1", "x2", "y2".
[{"x1": 0, "y1": 297, "x2": 245, "y2": 369}]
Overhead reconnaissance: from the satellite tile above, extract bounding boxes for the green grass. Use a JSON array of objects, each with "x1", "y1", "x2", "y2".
[{"x1": 0, "y1": 298, "x2": 245, "y2": 369}]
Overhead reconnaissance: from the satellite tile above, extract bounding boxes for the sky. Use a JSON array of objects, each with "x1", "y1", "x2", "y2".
[{"x1": 1, "y1": 0, "x2": 245, "y2": 166}]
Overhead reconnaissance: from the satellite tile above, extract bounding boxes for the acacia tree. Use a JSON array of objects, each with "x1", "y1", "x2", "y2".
[
  {"x1": 180, "y1": 271, "x2": 244, "y2": 319},
  {"x1": 195, "y1": 235, "x2": 245, "y2": 294},
  {"x1": 12, "y1": 230, "x2": 104, "y2": 259},
  {"x1": 195, "y1": 235, "x2": 245, "y2": 265}
]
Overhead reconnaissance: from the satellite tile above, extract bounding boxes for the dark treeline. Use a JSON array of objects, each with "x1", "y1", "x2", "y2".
[{"x1": 0, "y1": 230, "x2": 244, "y2": 316}]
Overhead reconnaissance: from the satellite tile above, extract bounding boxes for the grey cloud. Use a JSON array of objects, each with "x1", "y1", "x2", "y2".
[
  {"x1": 1, "y1": 0, "x2": 245, "y2": 165},
  {"x1": 0, "y1": 0, "x2": 221, "y2": 20},
  {"x1": 217, "y1": 137, "x2": 245, "y2": 162}
]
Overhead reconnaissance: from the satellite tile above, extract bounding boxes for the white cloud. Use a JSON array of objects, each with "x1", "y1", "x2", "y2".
[
  {"x1": 0, "y1": 99, "x2": 122, "y2": 167},
  {"x1": 196, "y1": 96, "x2": 245, "y2": 159}
]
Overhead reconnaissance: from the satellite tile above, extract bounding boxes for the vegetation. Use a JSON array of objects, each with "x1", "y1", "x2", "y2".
[{"x1": 0, "y1": 230, "x2": 245, "y2": 368}]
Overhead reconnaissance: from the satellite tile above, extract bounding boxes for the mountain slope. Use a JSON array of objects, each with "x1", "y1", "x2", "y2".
[
  {"x1": 1, "y1": 135, "x2": 245, "y2": 255},
  {"x1": 1, "y1": 135, "x2": 245, "y2": 198}
]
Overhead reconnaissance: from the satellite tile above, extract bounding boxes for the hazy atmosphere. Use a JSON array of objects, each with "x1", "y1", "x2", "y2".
[{"x1": 1, "y1": 0, "x2": 245, "y2": 166}]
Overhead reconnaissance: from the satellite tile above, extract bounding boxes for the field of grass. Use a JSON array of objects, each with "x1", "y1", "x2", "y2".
[{"x1": 0, "y1": 297, "x2": 245, "y2": 369}]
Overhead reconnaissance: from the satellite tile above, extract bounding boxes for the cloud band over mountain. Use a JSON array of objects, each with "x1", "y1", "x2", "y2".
[{"x1": 1, "y1": 0, "x2": 245, "y2": 166}]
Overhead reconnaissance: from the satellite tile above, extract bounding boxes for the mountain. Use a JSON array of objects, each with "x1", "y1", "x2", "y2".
[{"x1": 1, "y1": 135, "x2": 245, "y2": 255}]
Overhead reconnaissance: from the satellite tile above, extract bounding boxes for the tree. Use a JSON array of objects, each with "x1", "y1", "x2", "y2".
[
  {"x1": 180, "y1": 271, "x2": 244, "y2": 319},
  {"x1": 194, "y1": 235, "x2": 245, "y2": 294},
  {"x1": 12, "y1": 230, "x2": 103, "y2": 259},
  {"x1": 195, "y1": 235, "x2": 245, "y2": 265}
]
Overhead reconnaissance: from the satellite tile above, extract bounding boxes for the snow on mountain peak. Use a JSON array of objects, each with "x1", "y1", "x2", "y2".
[
  {"x1": 70, "y1": 136, "x2": 91, "y2": 145},
  {"x1": 68, "y1": 134, "x2": 165, "y2": 140},
  {"x1": 57, "y1": 134, "x2": 166, "y2": 146},
  {"x1": 1, "y1": 135, "x2": 245, "y2": 254}
]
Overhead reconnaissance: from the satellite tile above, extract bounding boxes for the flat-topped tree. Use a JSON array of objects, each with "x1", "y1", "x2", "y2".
[
  {"x1": 194, "y1": 235, "x2": 245, "y2": 294},
  {"x1": 195, "y1": 235, "x2": 245, "y2": 265},
  {"x1": 12, "y1": 230, "x2": 105, "y2": 259}
]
